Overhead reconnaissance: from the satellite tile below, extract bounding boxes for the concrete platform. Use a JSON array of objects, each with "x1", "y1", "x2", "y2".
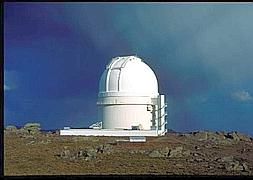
[{"x1": 60, "y1": 128, "x2": 161, "y2": 136}]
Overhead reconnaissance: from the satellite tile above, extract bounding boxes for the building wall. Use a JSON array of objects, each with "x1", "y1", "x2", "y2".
[{"x1": 100, "y1": 104, "x2": 152, "y2": 130}]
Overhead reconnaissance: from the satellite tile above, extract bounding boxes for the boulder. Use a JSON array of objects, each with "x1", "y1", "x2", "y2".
[
  {"x1": 148, "y1": 146, "x2": 187, "y2": 158},
  {"x1": 194, "y1": 158, "x2": 204, "y2": 162},
  {"x1": 219, "y1": 156, "x2": 234, "y2": 163},
  {"x1": 39, "y1": 139, "x2": 51, "y2": 144},
  {"x1": 216, "y1": 131, "x2": 226, "y2": 137},
  {"x1": 193, "y1": 131, "x2": 226, "y2": 142},
  {"x1": 26, "y1": 140, "x2": 35, "y2": 146},
  {"x1": 61, "y1": 149, "x2": 71, "y2": 159},
  {"x1": 59, "y1": 146, "x2": 98, "y2": 160},
  {"x1": 226, "y1": 132, "x2": 240, "y2": 141},
  {"x1": 24, "y1": 122, "x2": 41, "y2": 128},
  {"x1": 23, "y1": 123, "x2": 41, "y2": 135},
  {"x1": 5, "y1": 125, "x2": 17, "y2": 132},
  {"x1": 96, "y1": 144, "x2": 114, "y2": 155},
  {"x1": 85, "y1": 156, "x2": 93, "y2": 161},
  {"x1": 168, "y1": 146, "x2": 183, "y2": 158},
  {"x1": 236, "y1": 132, "x2": 252, "y2": 142},
  {"x1": 208, "y1": 132, "x2": 226, "y2": 141},
  {"x1": 216, "y1": 139, "x2": 233, "y2": 145},
  {"x1": 159, "y1": 147, "x2": 171, "y2": 157},
  {"x1": 87, "y1": 147, "x2": 97, "y2": 157},
  {"x1": 53, "y1": 130, "x2": 60, "y2": 135},
  {"x1": 242, "y1": 162, "x2": 249, "y2": 172},
  {"x1": 182, "y1": 150, "x2": 191, "y2": 157},
  {"x1": 193, "y1": 131, "x2": 208, "y2": 141},
  {"x1": 149, "y1": 150, "x2": 164, "y2": 158},
  {"x1": 225, "y1": 161, "x2": 244, "y2": 171}
]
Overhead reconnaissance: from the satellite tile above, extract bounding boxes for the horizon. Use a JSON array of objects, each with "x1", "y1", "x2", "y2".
[
  {"x1": 5, "y1": 124, "x2": 253, "y2": 137},
  {"x1": 4, "y1": 3, "x2": 253, "y2": 136}
]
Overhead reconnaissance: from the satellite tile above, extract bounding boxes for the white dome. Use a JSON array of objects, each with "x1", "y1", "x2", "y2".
[{"x1": 98, "y1": 56, "x2": 159, "y2": 97}]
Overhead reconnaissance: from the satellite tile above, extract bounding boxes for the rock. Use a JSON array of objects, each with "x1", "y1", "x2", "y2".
[
  {"x1": 195, "y1": 146, "x2": 200, "y2": 150},
  {"x1": 24, "y1": 122, "x2": 41, "y2": 128},
  {"x1": 19, "y1": 128, "x2": 27, "y2": 134},
  {"x1": 58, "y1": 146, "x2": 99, "y2": 161},
  {"x1": 204, "y1": 144, "x2": 212, "y2": 148},
  {"x1": 215, "y1": 131, "x2": 226, "y2": 136},
  {"x1": 195, "y1": 158, "x2": 203, "y2": 162},
  {"x1": 53, "y1": 130, "x2": 60, "y2": 135},
  {"x1": 85, "y1": 156, "x2": 93, "y2": 161},
  {"x1": 226, "y1": 132, "x2": 240, "y2": 141},
  {"x1": 225, "y1": 161, "x2": 244, "y2": 171},
  {"x1": 193, "y1": 153, "x2": 201, "y2": 157},
  {"x1": 168, "y1": 146, "x2": 183, "y2": 158},
  {"x1": 103, "y1": 144, "x2": 114, "y2": 154},
  {"x1": 96, "y1": 144, "x2": 114, "y2": 154},
  {"x1": 87, "y1": 147, "x2": 97, "y2": 157},
  {"x1": 26, "y1": 141, "x2": 35, "y2": 145},
  {"x1": 159, "y1": 147, "x2": 171, "y2": 156},
  {"x1": 191, "y1": 131, "x2": 230, "y2": 142},
  {"x1": 23, "y1": 123, "x2": 41, "y2": 135},
  {"x1": 175, "y1": 163, "x2": 184, "y2": 168},
  {"x1": 236, "y1": 132, "x2": 252, "y2": 142},
  {"x1": 182, "y1": 150, "x2": 191, "y2": 157},
  {"x1": 61, "y1": 149, "x2": 71, "y2": 158},
  {"x1": 129, "y1": 150, "x2": 137, "y2": 154},
  {"x1": 5, "y1": 125, "x2": 17, "y2": 132},
  {"x1": 216, "y1": 156, "x2": 234, "y2": 163},
  {"x1": 188, "y1": 159, "x2": 195, "y2": 163},
  {"x1": 217, "y1": 139, "x2": 233, "y2": 145},
  {"x1": 181, "y1": 133, "x2": 192, "y2": 138},
  {"x1": 222, "y1": 159, "x2": 250, "y2": 172},
  {"x1": 149, "y1": 150, "x2": 164, "y2": 158},
  {"x1": 193, "y1": 131, "x2": 208, "y2": 141},
  {"x1": 207, "y1": 132, "x2": 225, "y2": 141},
  {"x1": 39, "y1": 139, "x2": 51, "y2": 144},
  {"x1": 220, "y1": 156, "x2": 234, "y2": 163},
  {"x1": 77, "y1": 149, "x2": 90, "y2": 159},
  {"x1": 77, "y1": 150, "x2": 84, "y2": 157},
  {"x1": 242, "y1": 162, "x2": 249, "y2": 171},
  {"x1": 241, "y1": 171, "x2": 251, "y2": 176}
]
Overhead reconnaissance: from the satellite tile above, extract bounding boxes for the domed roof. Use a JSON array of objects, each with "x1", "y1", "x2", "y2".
[{"x1": 98, "y1": 55, "x2": 159, "y2": 97}]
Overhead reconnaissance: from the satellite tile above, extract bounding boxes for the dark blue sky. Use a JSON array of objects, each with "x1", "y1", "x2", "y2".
[{"x1": 4, "y1": 3, "x2": 253, "y2": 136}]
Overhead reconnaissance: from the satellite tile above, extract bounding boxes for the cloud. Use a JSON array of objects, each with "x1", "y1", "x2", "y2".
[
  {"x1": 231, "y1": 90, "x2": 252, "y2": 102},
  {"x1": 4, "y1": 84, "x2": 11, "y2": 91},
  {"x1": 4, "y1": 70, "x2": 20, "y2": 92}
]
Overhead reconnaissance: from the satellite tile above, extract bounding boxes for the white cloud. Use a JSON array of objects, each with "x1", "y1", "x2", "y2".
[
  {"x1": 4, "y1": 84, "x2": 11, "y2": 91},
  {"x1": 4, "y1": 70, "x2": 19, "y2": 91},
  {"x1": 231, "y1": 90, "x2": 252, "y2": 102}
]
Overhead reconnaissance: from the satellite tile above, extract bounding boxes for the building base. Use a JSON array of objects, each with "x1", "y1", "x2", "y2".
[{"x1": 60, "y1": 128, "x2": 166, "y2": 136}]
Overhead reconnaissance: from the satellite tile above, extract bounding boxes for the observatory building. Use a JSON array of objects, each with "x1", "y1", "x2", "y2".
[{"x1": 60, "y1": 55, "x2": 167, "y2": 136}]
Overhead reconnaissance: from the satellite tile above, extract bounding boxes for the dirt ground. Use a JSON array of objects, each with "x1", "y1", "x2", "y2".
[{"x1": 4, "y1": 130, "x2": 253, "y2": 176}]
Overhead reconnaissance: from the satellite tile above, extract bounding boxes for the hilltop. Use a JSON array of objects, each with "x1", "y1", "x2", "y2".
[{"x1": 4, "y1": 124, "x2": 253, "y2": 176}]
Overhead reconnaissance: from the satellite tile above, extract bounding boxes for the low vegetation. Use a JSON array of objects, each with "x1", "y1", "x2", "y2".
[{"x1": 4, "y1": 124, "x2": 253, "y2": 175}]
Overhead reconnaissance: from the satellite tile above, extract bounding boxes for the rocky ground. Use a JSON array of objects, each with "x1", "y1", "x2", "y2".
[{"x1": 4, "y1": 124, "x2": 253, "y2": 176}]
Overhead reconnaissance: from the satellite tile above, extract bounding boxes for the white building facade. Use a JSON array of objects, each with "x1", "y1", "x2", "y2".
[
  {"x1": 97, "y1": 55, "x2": 167, "y2": 134},
  {"x1": 60, "y1": 55, "x2": 167, "y2": 136}
]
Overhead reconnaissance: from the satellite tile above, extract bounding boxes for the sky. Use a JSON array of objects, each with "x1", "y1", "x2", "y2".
[{"x1": 4, "y1": 2, "x2": 253, "y2": 136}]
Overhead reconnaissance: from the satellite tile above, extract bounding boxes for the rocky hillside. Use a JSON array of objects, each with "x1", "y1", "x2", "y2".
[{"x1": 4, "y1": 124, "x2": 253, "y2": 176}]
